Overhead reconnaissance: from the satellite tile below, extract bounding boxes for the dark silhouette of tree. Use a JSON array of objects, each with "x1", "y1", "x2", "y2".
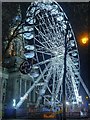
[{"x1": 2, "y1": 3, "x2": 31, "y2": 68}]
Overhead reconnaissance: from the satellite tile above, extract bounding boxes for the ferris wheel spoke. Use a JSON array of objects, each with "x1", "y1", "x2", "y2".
[
  {"x1": 35, "y1": 44, "x2": 45, "y2": 50},
  {"x1": 35, "y1": 26, "x2": 50, "y2": 44},
  {"x1": 33, "y1": 54, "x2": 63, "y2": 67},
  {"x1": 36, "y1": 66, "x2": 53, "y2": 107},
  {"x1": 43, "y1": 96, "x2": 51, "y2": 103},
  {"x1": 37, "y1": 13, "x2": 54, "y2": 40},
  {"x1": 36, "y1": 50, "x2": 52, "y2": 56},
  {"x1": 36, "y1": 14, "x2": 53, "y2": 47},
  {"x1": 35, "y1": 34, "x2": 49, "y2": 49},
  {"x1": 36, "y1": 26, "x2": 52, "y2": 49},
  {"x1": 55, "y1": 66, "x2": 64, "y2": 98},
  {"x1": 33, "y1": 58, "x2": 51, "y2": 66},
  {"x1": 47, "y1": 86, "x2": 52, "y2": 94},
  {"x1": 35, "y1": 44, "x2": 52, "y2": 54},
  {"x1": 52, "y1": 68, "x2": 56, "y2": 95},
  {"x1": 35, "y1": 44, "x2": 50, "y2": 82},
  {"x1": 44, "y1": 12, "x2": 56, "y2": 36},
  {"x1": 50, "y1": 14, "x2": 59, "y2": 34},
  {"x1": 49, "y1": 11, "x2": 63, "y2": 36},
  {"x1": 34, "y1": 35, "x2": 52, "y2": 52},
  {"x1": 37, "y1": 13, "x2": 57, "y2": 48},
  {"x1": 50, "y1": 68, "x2": 57, "y2": 104}
]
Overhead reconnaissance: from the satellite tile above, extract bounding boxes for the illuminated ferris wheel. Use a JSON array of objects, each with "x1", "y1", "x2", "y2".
[{"x1": 15, "y1": 0, "x2": 90, "y2": 109}]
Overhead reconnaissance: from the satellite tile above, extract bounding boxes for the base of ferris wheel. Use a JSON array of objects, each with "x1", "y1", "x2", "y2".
[
  {"x1": 2, "y1": 102, "x2": 90, "y2": 119},
  {"x1": 2, "y1": 110, "x2": 90, "y2": 119}
]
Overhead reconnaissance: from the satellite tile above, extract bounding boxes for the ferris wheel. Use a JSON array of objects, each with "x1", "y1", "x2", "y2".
[{"x1": 15, "y1": 0, "x2": 89, "y2": 109}]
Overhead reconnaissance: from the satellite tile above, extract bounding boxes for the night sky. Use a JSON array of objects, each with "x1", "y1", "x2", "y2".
[{"x1": 2, "y1": 2, "x2": 90, "y2": 98}]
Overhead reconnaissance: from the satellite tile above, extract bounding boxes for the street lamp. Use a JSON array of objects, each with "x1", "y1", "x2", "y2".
[
  {"x1": 81, "y1": 37, "x2": 88, "y2": 45},
  {"x1": 86, "y1": 96, "x2": 89, "y2": 100}
]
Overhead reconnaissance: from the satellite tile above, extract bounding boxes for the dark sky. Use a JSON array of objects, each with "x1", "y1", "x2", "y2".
[{"x1": 2, "y1": 2, "x2": 90, "y2": 97}]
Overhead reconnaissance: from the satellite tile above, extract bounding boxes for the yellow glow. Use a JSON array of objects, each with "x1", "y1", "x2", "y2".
[
  {"x1": 81, "y1": 37, "x2": 88, "y2": 44},
  {"x1": 86, "y1": 96, "x2": 89, "y2": 99}
]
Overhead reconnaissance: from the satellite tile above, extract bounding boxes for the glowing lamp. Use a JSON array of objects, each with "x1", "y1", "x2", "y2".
[
  {"x1": 86, "y1": 96, "x2": 89, "y2": 99},
  {"x1": 66, "y1": 101, "x2": 69, "y2": 105},
  {"x1": 81, "y1": 37, "x2": 88, "y2": 44}
]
